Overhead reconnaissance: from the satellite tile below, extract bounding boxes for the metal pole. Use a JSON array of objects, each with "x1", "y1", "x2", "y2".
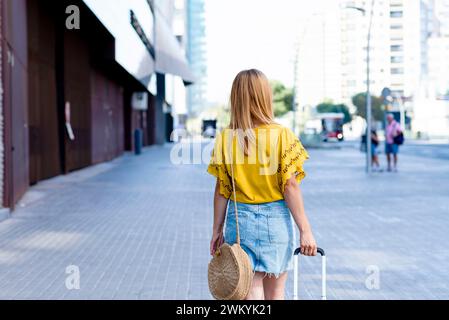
[
  {"x1": 293, "y1": 255, "x2": 299, "y2": 300},
  {"x1": 343, "y1": 3, "x2": 374, "y2": 174},
  {"x1": 400, "y1": 97, "x2": 405, "y2": 130},
  {"x1": 366, "y1": 0, "x2": 375, "y2": 174},
  {"x1": 321, "y1": 255, "x2": 327, "y2": 300}
]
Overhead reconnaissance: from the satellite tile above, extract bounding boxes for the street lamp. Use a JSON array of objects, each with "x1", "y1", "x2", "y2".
[{"x1": 344, "y1": 0, "x2": 375, "y2": 174}]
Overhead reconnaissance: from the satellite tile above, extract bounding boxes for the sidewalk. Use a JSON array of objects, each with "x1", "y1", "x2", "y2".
[{"x1": 0, "y1": 143, "x2": 448, "y2": 299}]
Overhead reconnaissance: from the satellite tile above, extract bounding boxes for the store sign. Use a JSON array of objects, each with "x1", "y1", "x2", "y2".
[{"x1": 131, "y1": 92, "x2": 149, "y2": 111}]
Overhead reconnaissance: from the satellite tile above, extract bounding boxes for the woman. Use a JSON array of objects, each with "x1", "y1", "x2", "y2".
[
  {"x1": 207, "y1": 69, "x2": 317, "y2": 300},
  {"x1": 371, "y1": 128, "x2": 382, "y2": 172}
]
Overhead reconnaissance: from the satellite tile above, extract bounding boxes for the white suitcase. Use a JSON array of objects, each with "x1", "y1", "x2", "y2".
[{"x1": 293, "y1": 247, "x2": 327, "y2": 300}]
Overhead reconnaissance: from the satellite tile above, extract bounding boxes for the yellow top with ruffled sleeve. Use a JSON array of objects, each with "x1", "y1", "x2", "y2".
[{"x1": 207, "y1": 123, "x2": 309, "y2": 204}]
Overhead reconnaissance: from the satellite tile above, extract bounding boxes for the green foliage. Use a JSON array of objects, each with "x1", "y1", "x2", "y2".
[
  {"x1": 270, "y1": 80, "x2": 294, "y2": 117},
  {"x1": 351, "y1": 93, "x2": 384, "y2": 121},
  {"x1": 316, "y1": 102, "x2": 352, "y2": 124}
]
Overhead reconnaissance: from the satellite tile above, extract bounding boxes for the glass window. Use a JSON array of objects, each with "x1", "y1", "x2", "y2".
[
  {"x1": 391, "y1": 56, "x2": 403, "y2": 63},
  {"x1": 390, "y1": 11, "x2": 403, "y2": 18},
  {"x1": 391, "y1": 68, "x2": 404, "y2": 74},
  {"x1": 391, "y1": 45, "x2": 403, "y2": 52}
]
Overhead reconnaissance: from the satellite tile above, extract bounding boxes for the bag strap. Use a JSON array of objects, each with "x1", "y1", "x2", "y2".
[{"x1": 229, "y1": 129, "x2": 241, "y2": 245}]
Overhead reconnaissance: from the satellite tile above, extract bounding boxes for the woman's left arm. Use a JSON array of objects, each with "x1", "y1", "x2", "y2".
[
  {"x1": 284, "y1": 175, "x2": 317, "y2": 256},
  {"x1": 210, "y1": 179, "x2": 229, "y2": 255}
]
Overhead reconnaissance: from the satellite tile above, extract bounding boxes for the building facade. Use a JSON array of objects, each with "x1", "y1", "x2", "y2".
[
  {"x1": 169, "y1": 0, "x2": 189, "y2": 135},
  {"x1": 338, "y1": 0, "x2": 422, "y2": 106},
  {"x1": 295, "y1": 0, "x2": 449, "y2": 137},
  {"x1": 296, "y1": 1, "x2": 343, "y2": 109},
  {"x1": 1, "y1": 0, "x2": 193, "y2": 209},
  {"x1": 425, "y1": 0, "x2": 449, "y2": 96},
  {"x1": 186, "y1": 0, "x2": 207, "y2": 116},
  {"x1": 414, "y1": 0, "x2": 449, "y2": 137}
]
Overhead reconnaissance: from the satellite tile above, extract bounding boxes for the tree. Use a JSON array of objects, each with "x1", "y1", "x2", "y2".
[
  {"x1": 316, "y1": 102, "x2": 352, "y2": 124},
  {"x1": 270, "y1": 80, "x2": 293, "y2": 117},
  {"x1": 351, "y1": 93, "x2": 384, "y2": 121}
]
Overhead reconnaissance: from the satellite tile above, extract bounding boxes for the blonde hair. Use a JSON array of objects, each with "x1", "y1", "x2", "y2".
[{"x1": 229, "y1": 69, "x2": 274, "y2": 155}]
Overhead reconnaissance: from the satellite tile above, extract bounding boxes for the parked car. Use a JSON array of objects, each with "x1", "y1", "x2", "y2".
[{"x1": 202, "y1": 120, "x2": 217, "y2": 138}]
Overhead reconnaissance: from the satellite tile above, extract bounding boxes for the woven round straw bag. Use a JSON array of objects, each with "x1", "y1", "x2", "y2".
[
  {"x1": 208, "y1": 242, "x2": 253, "y2": 300},
  {"x1": 208, "y1": 132, "x2": 254, "y2": 300}
]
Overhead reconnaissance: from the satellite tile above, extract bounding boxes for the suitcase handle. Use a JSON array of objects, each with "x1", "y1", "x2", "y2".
[
  {"x1": 293, "y1": 247, "x2": 327, "y2": 300},
  {"x1": 294, "y1": 247, "x2": 325, "y2": 256}
]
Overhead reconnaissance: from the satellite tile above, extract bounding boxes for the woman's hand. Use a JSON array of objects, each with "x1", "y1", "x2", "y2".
[
  {"x1": 300, "y1": 230, "x2": 317, "y2": 256},
  {"x1": 210, "y1": 230, "x2": 224, "y2": 256}
]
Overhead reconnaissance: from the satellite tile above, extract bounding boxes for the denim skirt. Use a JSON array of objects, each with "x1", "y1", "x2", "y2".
[{"x1": 224, "y1": 200, "x2": 295, "y2": 278}]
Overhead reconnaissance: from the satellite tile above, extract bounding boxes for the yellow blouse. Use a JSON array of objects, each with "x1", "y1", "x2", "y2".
[{"x1": 207, "y1": 123, "x2": 309, "y2": 204}]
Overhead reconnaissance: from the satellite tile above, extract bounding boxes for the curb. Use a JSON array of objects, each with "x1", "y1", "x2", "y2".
[
  {"x1": 0, "y1": 208, "x2": 10, "y2": 223},
  {"x1": 303, "y1": 144, "x2": 342, "y2": 150}
]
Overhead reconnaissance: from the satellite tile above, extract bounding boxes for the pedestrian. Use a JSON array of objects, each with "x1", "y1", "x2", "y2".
[
  {"x1": 207, "y1": 69, "x2": 317, "y2": 300},
  {"x1": 371, "y1": 127, "x2": 382, "y2": 172},
  {"x1": 385, "y1": 113, "x2": 402, "y2": 172}
]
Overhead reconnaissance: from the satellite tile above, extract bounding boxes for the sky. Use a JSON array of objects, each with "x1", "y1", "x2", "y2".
[{"x1": 205, "y1": 0, "x2": 325, "y2": 105}]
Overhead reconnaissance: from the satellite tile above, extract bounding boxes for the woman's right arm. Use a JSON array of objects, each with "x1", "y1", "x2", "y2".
[
  {"x1": 284, "y1": 175, "x2": 317, "y2": 256},
  {"x1": 210, "y1": 179, "x2": 229, "y2": 256}
]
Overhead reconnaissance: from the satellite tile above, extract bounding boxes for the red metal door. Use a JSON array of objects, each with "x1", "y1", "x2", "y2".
[
  {"x1": 2, "y1": 0, "x2": 29, "y2": 208},
  {"x1": 27, "y1": 0, "x2": 61, "y2": 184},
  {"x1": 3, "y1": 43, "x2": 29, "y2": 207},
  {"x1": 91, "y1": 70, "x2": 125, "y2": 164},
  {"x1": 63, "y1": 28, "x2": 91, "y2": 172}
]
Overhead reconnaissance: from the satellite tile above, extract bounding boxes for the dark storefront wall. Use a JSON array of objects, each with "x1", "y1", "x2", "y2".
[
  {"x1": 91, "y1": 70, "x2": 124, "y2": 164},
  {"x1": 154, "y1": 73, "x2": 167, "y2": 145},
  {"x1": 29, "y1": 2, "x2": 129, "y2": 177},
  {"x1": 148, "y1": 93, "x2": 157, "y2": 146},
  {"x1": 2, "y1": 0, "x2": 29, "y2": 207},
  {"x1": 132, "y1": 110, "x2": 148, "y2": 147},
  {"x1": 124, "y1": 91, "x2": 156, "y2": 151},
  {"x1": 63, "y1": 28, "x2": 92, "y2": 173},
  {"x1": 166, "y1": 112, "x2": 174, "y2": 142},
  {"x1": 2, "y1": 0, "x2": 165, "y2": 208},
  {"x1": 27, "y1": 0, "x2": 62, "y2": 184}
]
